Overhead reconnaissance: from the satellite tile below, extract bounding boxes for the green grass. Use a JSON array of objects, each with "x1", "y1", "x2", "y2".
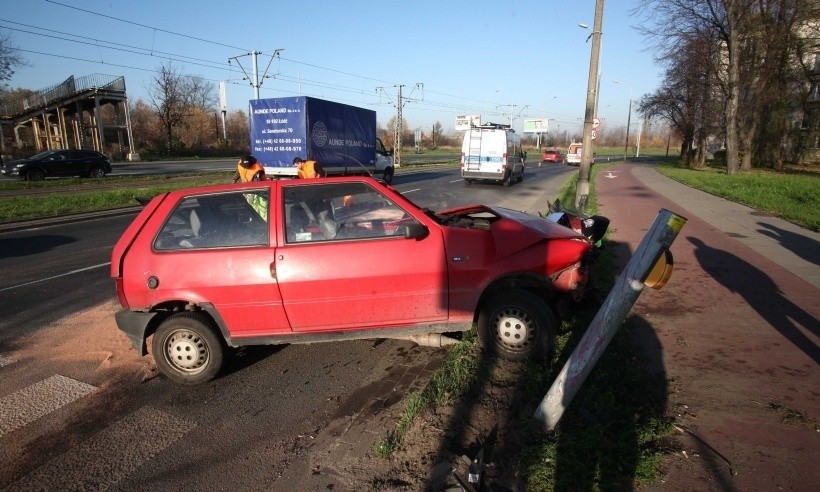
[
  {"x1": 657, "y1": 163, "x2": 819, "y2": 232},
  {"x1": 0, "y1": 173, "x2": 232, "y2": 222}
]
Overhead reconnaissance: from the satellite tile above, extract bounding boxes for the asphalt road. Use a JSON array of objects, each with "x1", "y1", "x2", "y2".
[{"x1": 0, "y1": 162, "x2": 575, "y2": 490}]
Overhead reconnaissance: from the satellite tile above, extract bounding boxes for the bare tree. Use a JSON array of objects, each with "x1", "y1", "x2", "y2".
[
  {"x1": 146, "y1": 63, "x2": 217, "y2": 155},
  {"x1": 636, "y1": 0, "x2": 817, "y2": 171},
  {"x1": 0, "y1": 32, "x2": 26, "y2": 85},
  {"x1": 430, "y1": 121, "x2": 443, "y2": 149},
  {"x1": 185, "y1": 76, "x2": 218, "y2": 111}
]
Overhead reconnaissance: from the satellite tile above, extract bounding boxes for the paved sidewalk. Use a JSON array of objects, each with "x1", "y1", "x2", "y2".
[
  {"x1": 595, "y1": 162, "x2": 819, "y2": 491},
  {"x1": 625, "y1": 163, "x2": 820, "y2": 288}
]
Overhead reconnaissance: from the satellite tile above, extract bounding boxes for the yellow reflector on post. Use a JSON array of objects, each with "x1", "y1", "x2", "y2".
[{"x1": 644, "y1": 249, "x2": 673, "y2": 289}]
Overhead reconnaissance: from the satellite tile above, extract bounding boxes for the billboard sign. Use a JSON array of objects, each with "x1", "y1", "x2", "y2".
[
  {"x1": 523, "y1": 118, "x2": 549, "y2": 134},
  {"x1": 455, "y1": 114, "x2": 481, "y2": 131}
]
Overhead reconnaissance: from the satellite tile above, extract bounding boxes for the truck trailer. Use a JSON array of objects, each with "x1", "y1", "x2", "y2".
[{"x1": 249, "y1": 96, "x2": 396, "y2": 183}]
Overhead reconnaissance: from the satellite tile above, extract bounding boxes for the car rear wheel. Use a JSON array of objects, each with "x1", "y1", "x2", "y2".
[
  {"x1": 478, "y1": 289, "x2": 556, "y2": 362},
  {"x1": 26, "y1": 168, "x2": 46, "y2": 181},
  {"x1": 152, "y1": 312, "x2": 227, "y2": 385},
  {"x1": 88, "y1": 166, "x2": 106, "y2": 178}
]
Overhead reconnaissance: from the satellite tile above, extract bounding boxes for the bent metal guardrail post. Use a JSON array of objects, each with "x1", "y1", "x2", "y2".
[{"x1": 534, "y1": 208, "x2": 687, "y2": 430}]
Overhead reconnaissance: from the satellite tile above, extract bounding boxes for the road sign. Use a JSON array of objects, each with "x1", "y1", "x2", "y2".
[
  {"x1": 592, "y1": 117, "x2": 600, "y2": 129},
  {"x1": 591, "y1": 129, "x2": 598, "y2": 140}
]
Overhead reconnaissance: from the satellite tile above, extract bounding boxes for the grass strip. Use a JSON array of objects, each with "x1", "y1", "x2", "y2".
[
  {"x1": 656, "y1": 163, "x2": 819, "y2": 232},
  {"x1": 0, "y1": 174, "x2": 230, "y2": 222}
]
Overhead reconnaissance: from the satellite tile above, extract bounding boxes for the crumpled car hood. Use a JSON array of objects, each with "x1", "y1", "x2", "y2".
[{"x1": 437, "y1": 204, "x2": 589, "y2": 260}]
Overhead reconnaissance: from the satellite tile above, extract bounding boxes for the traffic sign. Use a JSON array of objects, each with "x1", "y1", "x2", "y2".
[
  {"x1": 591, "y1": 129, "x2": 597, "y2": 140},
  {"x1": 592, "y1": 117, "x2": 600, "y2": 129}
]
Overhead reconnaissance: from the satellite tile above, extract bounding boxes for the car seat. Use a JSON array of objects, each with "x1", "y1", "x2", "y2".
[{"x1": 288, "y1": 204, "x2": 310, "y2": 242}]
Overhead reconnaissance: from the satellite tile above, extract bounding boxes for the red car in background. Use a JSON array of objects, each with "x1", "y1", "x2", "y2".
[
  {"x1": 111, "y1": 176, "x2": 600, "y2": 384},
  {"x1": 541, "y1": 150, "x2": 564, "y2": 165}
]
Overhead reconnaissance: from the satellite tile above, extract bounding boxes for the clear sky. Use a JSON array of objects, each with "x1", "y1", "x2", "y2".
[{"x1": 1, "y1": 0, "x2": 662, "y2": 136}]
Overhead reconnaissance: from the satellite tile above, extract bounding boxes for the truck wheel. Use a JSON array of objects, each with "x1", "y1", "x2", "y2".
[
  {"x1": 152, "y1": 312, "x2": 227, "y2": 385},
  {"x1": 478, "y1": 289, "x2": 556, "y2": 362},
  {"x1": 502, "y1": 172, "x2": 512, "y2": 187},
  {"x1": 382, "y1": 167, "x2": 394, "y2": 184}
]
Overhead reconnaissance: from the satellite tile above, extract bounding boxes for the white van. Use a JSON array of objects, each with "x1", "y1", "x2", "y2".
[
  {"x1": 461, "y1": 123, "x2": 525, "y2": 186},
  {"x1": 566, "y1": 142, "x2": 583, "y2": 165}
]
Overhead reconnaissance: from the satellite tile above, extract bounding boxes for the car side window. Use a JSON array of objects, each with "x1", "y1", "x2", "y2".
[
  {"x1": 154, "y1": 189, "x2": 270, "y2": 250},
  {"x1": 283, "y1": 182, "x2": 415, "y2": 243}
]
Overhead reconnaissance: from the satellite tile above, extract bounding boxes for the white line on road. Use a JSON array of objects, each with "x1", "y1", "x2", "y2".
[
  {"x1": 449, "y1": 179, "x2": 463, "y2": 183},
  {"x1": 401, "y1": 188, "x2": 421, "y2": 194},
  {"x1": 0, "y1": 375, "x2": 96, "y2": 437},
  {"x1": 8, "y1": 406, "x2": 197, "y2": 491},
  {"x1": 0, "y1": 262, "x2": 110, "y2": 293}
]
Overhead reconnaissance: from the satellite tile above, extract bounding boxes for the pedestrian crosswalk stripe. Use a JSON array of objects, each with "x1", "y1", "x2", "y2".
[
  {"x1": 9, "y1": 406, "x2": 197, "y2": 491},
  {"x1": 0, "y1": 374, "x2": 96, "y2": 438}
]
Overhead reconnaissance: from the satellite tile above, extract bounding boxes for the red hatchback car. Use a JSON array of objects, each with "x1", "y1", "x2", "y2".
[
  {"x1": 541, "y1": 150, "x2": 564, "y2": 165},
  {"x1": 111, "y1": 177, "x2": 597, "y2": 384}
]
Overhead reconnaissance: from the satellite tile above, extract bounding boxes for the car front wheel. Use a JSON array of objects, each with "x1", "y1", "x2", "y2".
[
  {"x1": 152, "y1": 312, "x2": 227, "y2": 385},
  {"x1": 26, "y1": 168, "x2": 46, "y2": 181},
  {"x1": 478, "y1": 289, "x2": 556, "y2": 361}
]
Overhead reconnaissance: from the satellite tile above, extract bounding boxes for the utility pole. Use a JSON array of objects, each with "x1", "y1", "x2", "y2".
[
  {"x1": 396, "y1": 85, "x2": 403, "y2": 168},
  {"x1": 377, "y1": 83, "x2": 422, "y2": 169},
  {"x1": 228, "y1": 49, "x2": 283, "y2": 100},
  {"x1": 576, "y1": 0, "x2": 604, "y2": 210}
]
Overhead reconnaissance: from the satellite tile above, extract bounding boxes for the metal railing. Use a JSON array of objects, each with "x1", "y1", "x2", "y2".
[{"x1": 1, "y1": 74, "x2": 125, "y2": 118}]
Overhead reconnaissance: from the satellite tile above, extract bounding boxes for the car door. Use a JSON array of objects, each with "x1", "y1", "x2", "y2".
[
  {"x1": 62, "y1": 150, "x2": 86, "y2": 177},
  {"x1": 132, "y1": 186, "x2": 288, "y2": 337},
  {"x1": 274, "y1": 180, "x2": 448, "y2": 332}
]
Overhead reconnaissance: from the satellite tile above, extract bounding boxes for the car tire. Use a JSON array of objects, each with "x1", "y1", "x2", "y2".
[
  {"x1": 88, "y1": 166, "x2": 106, "y2": 178},
  {"x1": 382, "y1": 166, "x2": 394, "y2": 184},
  {"x1": 478, "y1": 289, "x2": 556, "y2": 362},
  {"x1": 517, "y1": 166, "x2": 525, "y2": 183},
  {"x1": 464, "y1": 179, "x2": 472, "y2": 185},
  {"x1": 152, "y1": 312, "x2": 227, "y2": 385},
  {"x1": 26, "y1": 168, "x2": 46, "y2": 181}
]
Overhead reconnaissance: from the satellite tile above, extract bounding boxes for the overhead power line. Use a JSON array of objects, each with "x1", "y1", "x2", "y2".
[{"x1": 44, "y1": 0, "x2": 249, "y2": 52}]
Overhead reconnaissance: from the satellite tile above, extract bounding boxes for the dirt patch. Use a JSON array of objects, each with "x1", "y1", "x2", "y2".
[{"x1": 4, "y1": 299, "x2": 156, "y2": 386}]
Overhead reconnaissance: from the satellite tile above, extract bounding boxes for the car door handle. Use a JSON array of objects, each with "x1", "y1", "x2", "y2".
[{"x1": 270, "y1": 261, "x2": 277, "y2": 280}]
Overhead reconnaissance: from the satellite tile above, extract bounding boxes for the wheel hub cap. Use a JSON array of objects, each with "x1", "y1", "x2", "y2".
[
  {"x1": 165, "y1": 329, "x2": 208, "y2": 373},
  {"x1": 494, "y1": 308, "x2": 533, "y2": 348}
]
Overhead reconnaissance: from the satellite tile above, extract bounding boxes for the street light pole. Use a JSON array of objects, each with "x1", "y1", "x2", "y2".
[
  {"x1": 575, "y1": 0, "x2": 605, "y2": 210},
  {"x1": 613, "y1": 80, "x2": 632, "y2": 162}
]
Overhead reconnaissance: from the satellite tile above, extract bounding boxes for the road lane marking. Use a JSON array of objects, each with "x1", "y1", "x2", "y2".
[
  {"x1": 0, "y1": 375, "x2": 96, "y2": 437},
  {"x1": 0, "y1": 262, "x2": 110, "y2": 293},
  {"x1": 9, "y1": 406, "x2": 197, "y2": 491},
  {"x1": 401, "y1": 188, "x2": 421, "y2": 194},
  {"x1": 449, "y1": 179, "x2": 463, "y2": 183}
]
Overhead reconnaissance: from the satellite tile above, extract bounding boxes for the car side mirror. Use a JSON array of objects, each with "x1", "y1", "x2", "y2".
[{"x1": 404, "y1": 222, "x2": 429, "y2": 239}]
